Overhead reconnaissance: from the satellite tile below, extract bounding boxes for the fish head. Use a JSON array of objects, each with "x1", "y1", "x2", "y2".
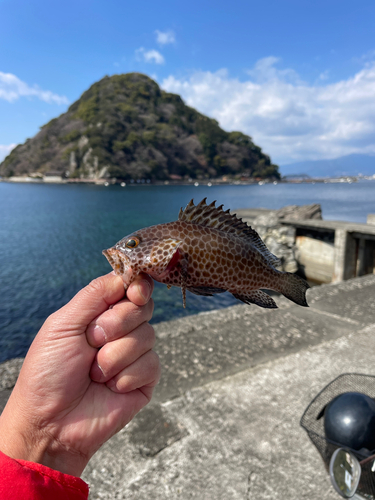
[{"x1": 103, "y1": 229, "x2": 182, "y2": 287}]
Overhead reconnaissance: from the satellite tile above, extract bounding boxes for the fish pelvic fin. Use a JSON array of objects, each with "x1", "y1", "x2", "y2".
[
  {"x1": 179, "y1": 198, "x2": 280, "y2": 267},
  {"x1": 232, "y1": 290, "x2": 278, "y2": 309},
  {"x1": 275, "y1": 272, "x2": 310, "y2": 307}
]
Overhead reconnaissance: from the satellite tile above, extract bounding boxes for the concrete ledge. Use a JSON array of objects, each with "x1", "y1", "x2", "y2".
[
  {"x1": 152, "y1": 274, "x2": 375, "y2": 403},
  {"x1": 84, "y1": 324, "x2": 375, "y2": 499}
]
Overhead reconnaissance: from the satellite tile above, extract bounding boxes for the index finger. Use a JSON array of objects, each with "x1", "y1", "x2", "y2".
[
  {"x1": 56, "y1": 273, "x2": 126, "y2": 331},
  {"x1": 86, "y1": 295, "x2": 154, "y2": 348},
  {"x1": 126, "y1": 273, "x2": 154, "y2": 306}
]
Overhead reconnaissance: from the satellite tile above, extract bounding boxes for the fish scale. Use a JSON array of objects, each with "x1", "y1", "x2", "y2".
[{"x1": 103, "y1": 198, "x2": 309, "y2": 309}]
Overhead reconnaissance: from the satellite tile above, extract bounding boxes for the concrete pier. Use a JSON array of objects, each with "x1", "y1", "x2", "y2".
[
  {"x1": 332, "y1": 228, "x2": 357, "y2": 282},
  {"x1": 2, "y1": 274, "x2": 375, "y2": 499},
  {"x1": 236, "y1": 208, "x2": 375, "y2": 284},
  {"x1": 286, "y1": 219, "x2": 375, "y2": 283}
]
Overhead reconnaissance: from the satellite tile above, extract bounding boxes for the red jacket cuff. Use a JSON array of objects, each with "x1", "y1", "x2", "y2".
[{"x1": 0, "y1": 450, "x2": 89, "y2": 500}]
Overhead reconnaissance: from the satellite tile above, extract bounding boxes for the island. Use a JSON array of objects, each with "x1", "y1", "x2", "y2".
[{"x1": 0, "y1": 73, "x2": 280, "y2": 183}]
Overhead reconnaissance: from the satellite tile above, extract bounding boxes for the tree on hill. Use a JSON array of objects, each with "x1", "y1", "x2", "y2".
[{"x1": 0, "y1": 73, "x2": 280, "y2": 181}]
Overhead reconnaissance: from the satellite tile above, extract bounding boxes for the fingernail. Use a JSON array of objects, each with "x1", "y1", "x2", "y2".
[
  {"x1": 138, "y1": 280, "x2": 152, "y2": 302},
  {"x1": 91, "y1": 362, "x2": 105, "y2": 382},
  {"x1": 91, "y1": 325, "x2": 106, "y2": 346}
]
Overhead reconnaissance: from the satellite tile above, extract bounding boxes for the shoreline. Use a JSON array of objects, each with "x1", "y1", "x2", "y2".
[{"x1": 0, "y1": 175, "x2": 367, "y2": 186}]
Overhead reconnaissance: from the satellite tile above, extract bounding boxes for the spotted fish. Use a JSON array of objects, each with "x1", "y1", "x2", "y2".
[{"x1": 103, "y1": 198, "x2": 309, "y2": 309}]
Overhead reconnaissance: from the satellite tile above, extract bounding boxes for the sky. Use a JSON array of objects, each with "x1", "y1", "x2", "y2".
[{"x1": 1, "y1": 0, "x2": 375, "y2": 166}]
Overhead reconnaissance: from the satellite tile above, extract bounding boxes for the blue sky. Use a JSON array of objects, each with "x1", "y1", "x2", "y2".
[{"x1": 1, "y1": 0, "x2": 375, "y2": 165}]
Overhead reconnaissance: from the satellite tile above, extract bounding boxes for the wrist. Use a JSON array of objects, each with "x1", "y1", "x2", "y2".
[{"x1": 0, "y1": 396, "x2": 88, "y2": 477}]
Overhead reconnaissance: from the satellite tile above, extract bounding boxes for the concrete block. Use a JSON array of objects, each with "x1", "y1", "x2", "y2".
[
  {"x1": 307, "y1": 274, "x2": 375, "y2": 325},
  {"x1": 295, "y1": 236, "x2": 334, "y2": 283},
  {"x1": 332, "y1": 229, "x2": 357, "y2": 282}
]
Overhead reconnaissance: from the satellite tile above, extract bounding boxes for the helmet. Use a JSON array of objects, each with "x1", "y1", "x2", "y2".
[{"x1": 324, "y1": 392, "x2": 375, "y2": 453}]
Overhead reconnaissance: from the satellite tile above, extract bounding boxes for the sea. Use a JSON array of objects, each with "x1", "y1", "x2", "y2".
[{"x1": 1, "y1": 180, "x2": 375, "y2": 363}]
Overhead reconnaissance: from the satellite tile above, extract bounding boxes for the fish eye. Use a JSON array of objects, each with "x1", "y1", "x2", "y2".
[{"x1": 125, "y1": 238, "x2": 139, "y2": 249}]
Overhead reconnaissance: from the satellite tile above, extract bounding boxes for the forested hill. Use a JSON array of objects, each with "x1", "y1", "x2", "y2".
[{"x1": 0, "y1": 73, "x2": 279, "y2": 181}]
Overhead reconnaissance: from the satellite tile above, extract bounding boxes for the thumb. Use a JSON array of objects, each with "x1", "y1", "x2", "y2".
[{"x1": 53, "y1": 273, "x2": 126, "y2": 331}]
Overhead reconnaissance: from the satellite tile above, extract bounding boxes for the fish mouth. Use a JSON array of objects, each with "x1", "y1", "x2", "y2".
[{"x1": 102, "y1": 247, "x2": 134, "y2": 286}]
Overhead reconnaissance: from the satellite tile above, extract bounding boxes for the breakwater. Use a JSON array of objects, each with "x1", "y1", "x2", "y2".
[{"x1": 236, "y1": 207, "x2": 375, "y2": 284}]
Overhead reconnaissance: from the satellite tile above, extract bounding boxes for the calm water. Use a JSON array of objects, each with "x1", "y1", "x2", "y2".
[{"x1": 1, "y1": 180, "x2": 375, "y2": 362}]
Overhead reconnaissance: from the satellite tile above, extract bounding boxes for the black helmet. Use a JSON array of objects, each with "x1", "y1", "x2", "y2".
[{"x1": 324, "y1": 392, "x2": 375, "y2": 453}]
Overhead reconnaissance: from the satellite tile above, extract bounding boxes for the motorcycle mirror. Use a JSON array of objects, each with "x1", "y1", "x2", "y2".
[{"x1": 329, "y1": 448, "x2": 361, "y2": 498}]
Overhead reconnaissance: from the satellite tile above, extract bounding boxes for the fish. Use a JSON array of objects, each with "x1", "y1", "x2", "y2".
[{"x1": 103, "y1": 198, "x2": 309, "y2": 309}]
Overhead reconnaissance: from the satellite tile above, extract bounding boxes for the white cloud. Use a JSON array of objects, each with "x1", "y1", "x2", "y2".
[
  {"x1": 155, "y1": 30, "x2": 175, "y2": 45},
  {"x1": 318, "y1": 70, "x2": 329, "y2": 81},
  {"x1": 0, "y1": 72, "x2": 69, "y2": 105},
  {"x1": 162, "y1": 58, "x2": 375, "y2": 164},
  {"x1": 136, "y1": 47, "x2": 165, "y2": 65},
  {"x1": 0, "y1": 143, "x2": 17, "y2": 163},
  {"x1": 354, "y1": 49, "x2": 375, "y2": 64},
  {"x1": 247, "y1": 56, "x2": 301, "y2": 84}
]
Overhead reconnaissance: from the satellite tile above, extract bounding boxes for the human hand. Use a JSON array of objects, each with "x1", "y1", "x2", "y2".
[{"x1": 0, "y1": 273, "x2": 160, "y2": 477}]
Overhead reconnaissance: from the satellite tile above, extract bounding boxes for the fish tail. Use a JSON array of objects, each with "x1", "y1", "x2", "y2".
[{"x1": 275, "y1": 271, "x2": 310, "y2": 307}]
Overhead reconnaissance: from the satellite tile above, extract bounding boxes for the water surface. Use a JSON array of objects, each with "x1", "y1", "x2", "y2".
[{"x1": 1, "y1": 180, "x2": 374, "y2": 361}]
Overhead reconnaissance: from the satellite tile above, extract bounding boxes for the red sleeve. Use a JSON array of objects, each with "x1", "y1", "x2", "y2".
[{"x1": 0, "y1": 450, "x2": 89, "y2": 500}]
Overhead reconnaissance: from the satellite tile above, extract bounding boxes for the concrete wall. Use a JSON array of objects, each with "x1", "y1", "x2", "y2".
[
  {"x1": 296, "y1": 231, "x2": 375, "y2": 284},
  {"x1": 295, "y1": 236, "x2": 334, "y2": 283},
  {"x1": 280, "y1": 220, "x2": 375, "y2": 285}
]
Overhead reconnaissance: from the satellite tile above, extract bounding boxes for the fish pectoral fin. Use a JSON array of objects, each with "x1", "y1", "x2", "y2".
[
  {"x1": 232, "y1": 290, "x2": 278, "y2": 309},
  {"x1": 187, "y1": 286, "x2": 226, "y2": 297}
]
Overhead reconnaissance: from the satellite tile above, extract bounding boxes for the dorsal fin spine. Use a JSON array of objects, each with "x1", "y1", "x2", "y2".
[{"x1": 178, "y1": 198, "x2": 280, "y2": 267}]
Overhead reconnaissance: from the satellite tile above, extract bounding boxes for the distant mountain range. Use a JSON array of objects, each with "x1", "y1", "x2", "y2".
[{"x1": 281, "y1": 154, "x2": 375, "y2": 178}]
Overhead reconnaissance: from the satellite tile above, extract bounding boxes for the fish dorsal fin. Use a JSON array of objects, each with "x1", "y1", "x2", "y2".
[{"x1": 179, "y1": 198, "x2": 280, "y2": 267}]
